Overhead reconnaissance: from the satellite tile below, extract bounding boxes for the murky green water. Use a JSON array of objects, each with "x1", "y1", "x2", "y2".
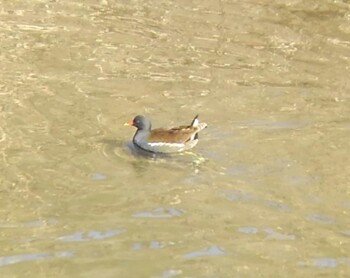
[{"x1": 1, "y1": 0, "x2": 349, "y2": 277}]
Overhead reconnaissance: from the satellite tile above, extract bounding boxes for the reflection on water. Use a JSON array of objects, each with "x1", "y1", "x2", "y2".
[
  {"x1": 0, "y1": 0, "x2": 349, "y2": 276},
  {"x1": 224, "y1": 190, "x2": 291, "y2": 212},
  {"x1": 298, "y1": 257, "x2": 350, "y2": 269},
  {"x1": 183, "y1": 246, "x2": 226, "y2": 259},
  {"x1": 91, "y1": 173, "x2": 108, "y2": 181},
  {"x1": 0, "y1": 219, "x2": 58, "y2": 229},
  {"x1": 158, "y1": 269, "x2": 183, "y2": 278},
  {"x1": 307, "y1": 213, "x2": 336, "y2": 225},
  {"x1": 132, "y1": 207, "x2": 184, "y2": 219},
  {"x1": 238, "y1": 227, "x2": 296, "y2": 240},
  {"x1": 0, "y1": 251, "x2": 75, "y2": 267},
  {"x1": 132, "y1": 240, "x2": 164, "y2": 250},
  {"x1": 238, "y1": 119, "x2": 310, "y2": 130},
  {"x1": 59, "y1": 229, "x2": 126, "y2": 242}
]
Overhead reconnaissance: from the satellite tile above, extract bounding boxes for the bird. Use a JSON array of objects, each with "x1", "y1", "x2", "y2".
[{"x1": 124, "y1": 115, "x2": 207, "y2": 153}]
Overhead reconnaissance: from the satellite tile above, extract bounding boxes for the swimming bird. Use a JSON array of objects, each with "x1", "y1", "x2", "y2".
[{"x1": 124, "y1": 115, "x2": 207, "y2": 153}]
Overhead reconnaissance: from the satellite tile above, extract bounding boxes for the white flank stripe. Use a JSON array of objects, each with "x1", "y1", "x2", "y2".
[{"x1": 148, "y1": 142, "x2": 185, "y2": 147}]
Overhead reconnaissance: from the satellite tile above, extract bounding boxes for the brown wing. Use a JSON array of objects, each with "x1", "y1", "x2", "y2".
[{"x1": 148, "y1": 125, "x2": 199, "y2": 144}]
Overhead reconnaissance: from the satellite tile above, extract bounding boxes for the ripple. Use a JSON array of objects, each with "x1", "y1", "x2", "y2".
[
  {"x1": 238, "y1": 226, "x2": 296, "y2": 240},
  {"x1": 263, "y1": 228, "x2": 296, "y2": 240},
  {"x1": 158, "y1": 269, "x2": 183, "y2": 278},
  {"x1": 0, "y1": 219, "x2": 58, "y2": 228},
  {"x1": 238, "y1": 226, "x2": 259, "y2": 234},
  {"x1": 59, "y1": 229, "x2": 126, "y2": 242},
  {"x1": 149, "y1": 240, "x2": 163, "y2": 249},
  {"x1": 239, "y1": 119, "x2": 309, "y2": 130},
  {"x1": 16, "y1": 24, "x2": 59, "y2": 32},
  {"x1": 0, "y1": 251, "x2": 74, "y2": 267},
  {"x1": 264, "y1": 200, "x2": 291, "y2": 212},
  {"x1": 223, "y1": 190, "x2": 291, "y2": 212},
  {"x1": 341, "y1": 230, "x2": 350, "y2": 237},
  {"x1": 183, "y1": 246, "x2": 225, "y2": 259},
  {"x1": 91, "y1": 172, "x2": 107, "y2": 180},
  {"x1": 132, "y1": 242, "x2": 143, "y2": 251},
  {"x1": 131, "y1": 241, "x2": 165, "y2": 251},
  {"x1": 307, "y1": 213, "x2": 336, "y2": 225},
  {"x1": 298, "y1": 257, "x2": 350, "y2": 269},
  {"x1": 223, "y1": 190, "x2": 256, "y2": 202},
  {"x1": 313, "y1": 258, "x2": 338, "y2": 268},
  {"x1": 132, "y1": 208, "x2": 184, "y2": 218}
]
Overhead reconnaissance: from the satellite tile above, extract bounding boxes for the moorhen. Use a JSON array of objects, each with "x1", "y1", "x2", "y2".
[{"x1": 124, "y1": 115, "x2": 207, "y2": 153}]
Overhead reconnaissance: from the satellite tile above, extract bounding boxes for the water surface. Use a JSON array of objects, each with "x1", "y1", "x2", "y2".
[{"x1": 0, "y1": 0, "x2": 349, "y2": 277}]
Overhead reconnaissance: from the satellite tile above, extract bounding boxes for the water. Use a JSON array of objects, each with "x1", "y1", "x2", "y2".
[{"x1": 0, "y1": 0, "x2": 349, "y2": 277}]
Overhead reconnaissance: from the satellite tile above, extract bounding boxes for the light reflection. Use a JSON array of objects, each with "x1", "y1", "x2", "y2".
[
  {"x1": 298, "y1": 257, "x2": 350, "y2": 269},
  {"x1": 0, "y1": 251, "x2": 74, "y2": 267},
  {"x1": 183, "y1": 246, "x2": 225, "y2": 259},
  {"x1": 132, "y1": 207, "x2": 184, "y2": 218},
  {"x1": 238, "y1": 226, "x2": 296, "y2": 240},
  {"x1": 307, "y1": 213, "x2": 336, "y2": 225},
  {"x1": 59, "y1": 229, "x2": 126, "y2": 242}
]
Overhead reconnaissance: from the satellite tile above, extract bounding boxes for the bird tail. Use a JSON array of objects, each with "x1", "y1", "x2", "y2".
[
  {"x1": 190, "y1": 114, "x2": 199, "y2": 127},
  {"x1": 190, "y1": 115, "x2": 207, "y2": 140}
]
